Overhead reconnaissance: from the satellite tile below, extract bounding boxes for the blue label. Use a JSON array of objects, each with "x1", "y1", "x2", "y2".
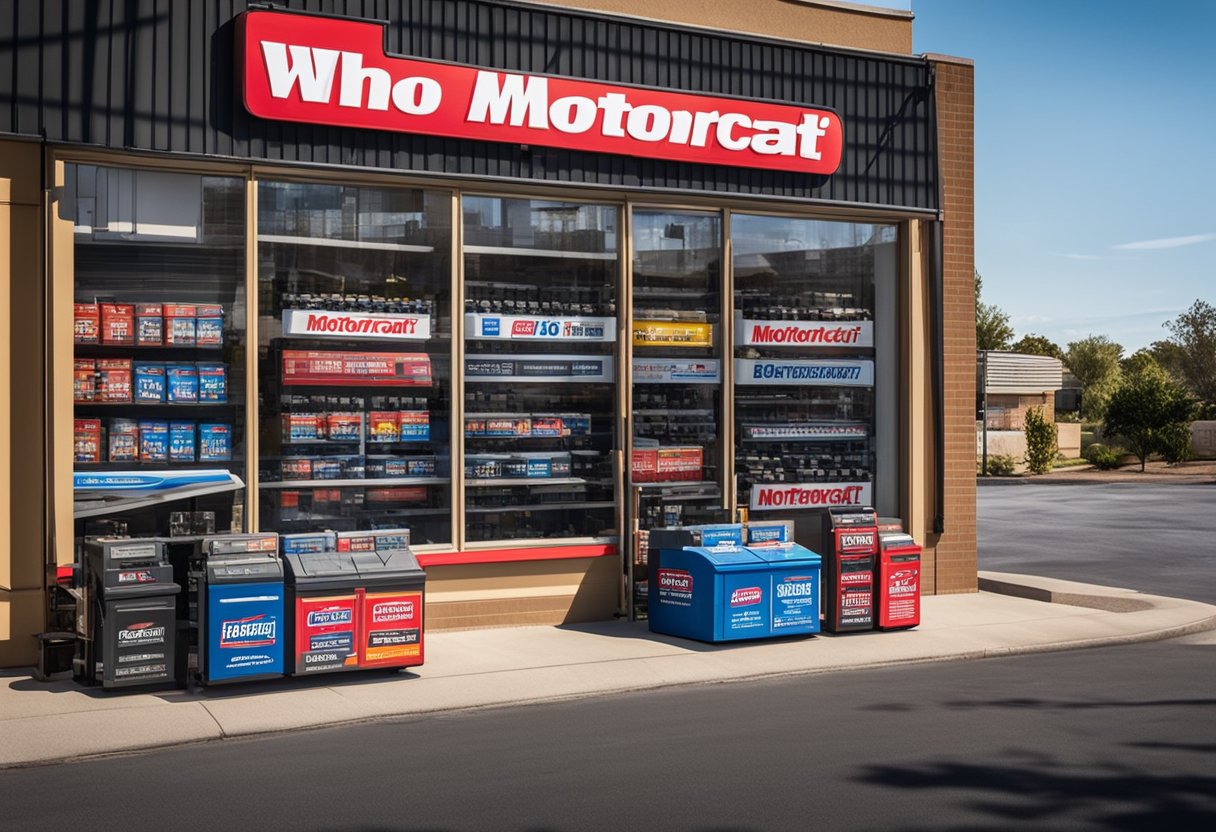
[
  {"x1": 526, "y1": 459, "x2": 551, "y2": 478},
  {"x1": 309, "y1": 631, "x2": 353, "y2": 653},
  {"x1": 748, "y1": 524, "x2": 788, "y2": 544},
  {"x1": 697, "y1": 525, "x2": 744, "y2": 547},
  {"x1": 481, "y1": 317, "x2": 501, "y2": 336},
  {"x1": 207, "y1": 581, "x2": 284, "y2": 681},
  {"x1": 771, "y1": 573, "x2": 819, "y2": 631}
]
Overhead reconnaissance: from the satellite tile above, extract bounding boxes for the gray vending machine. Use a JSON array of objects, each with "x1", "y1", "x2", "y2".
[{"x1": 75, "y1": 538, "x2": 180, "y2": 690}]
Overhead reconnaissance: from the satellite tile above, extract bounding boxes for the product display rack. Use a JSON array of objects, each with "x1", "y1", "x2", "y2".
[
  {"x1": 731, "y1": 217, "x2": 880, "y2": 518},
  {"x1": 255, "y1": 181, "x2": 454, "y2": 543},
  {"x1": 462, "y1": 196, "x2": 619, "y2": 543},
  {"x1": 69, "y1": 167, "x2": 249, "y2": 544}
]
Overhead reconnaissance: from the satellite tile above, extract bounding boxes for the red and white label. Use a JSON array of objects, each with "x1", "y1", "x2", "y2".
[
  {"x1": 837, "y1": 530, "x2": 877, "y2": 554},
  {"x1": 239, "y1": 10, "x2": 844, "y2": 175},
  {"x1": 730, "y1": 586, "x2": 763, "y2": 607},
  {"x1": 283, "y1": 309, "x2": 431, "y2": 341},
  {"x1": 372, "y1": 600, "x2": 415, "y2": 624},
  {"x1": 736, "y1": 314, "x2": 873, "y2": 348},
  {"x1": 750, "y1": 482, "x2": 871, "y2": 511},
  {"x1": 658, "y1": 569, "x2": 693, "y2": 593}
]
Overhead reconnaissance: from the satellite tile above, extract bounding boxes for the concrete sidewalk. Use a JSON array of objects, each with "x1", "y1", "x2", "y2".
[{"x1": 4, "y1": 571, "x2": 1215, "y2": 769}]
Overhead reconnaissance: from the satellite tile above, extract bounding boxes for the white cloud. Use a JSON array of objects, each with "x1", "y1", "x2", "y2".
[{"x1": 1112, "y1": 232, "x2": 1216, "y2": 251}]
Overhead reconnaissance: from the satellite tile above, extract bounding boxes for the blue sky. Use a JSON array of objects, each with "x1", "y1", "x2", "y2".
[{"x1": 901, "y1": 0, "x2": 1215, "y2": 353}]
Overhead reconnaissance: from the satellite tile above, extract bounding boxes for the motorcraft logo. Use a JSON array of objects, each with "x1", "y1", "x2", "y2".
[
  {"x1": 118, "y1": 621, "x2": 166, "y2": 644},
  {"x1": 730, "y1": 586, "x2": 763, "y2": 607},
  {"x1": 283, "y1": 309, "x2": 430, "y2": 340},
  {"x1": 220, "y1": 614, "x2": 277, "y2": 648},
  {"x1": 239, "y1": 10, "x2": 843, "y2": 175},
  {"x1": 745, "y1": 322, "x2": 870, "y2": 347},
  {"x1": 751, "y1": 483, "x2": 870, "y2": 510},
  {"x1": 307, "y1": 608, "x2": 353, "y2": 627},
  {"x1": 372, "y1": 600, "x2": 414, "y2": 624}
]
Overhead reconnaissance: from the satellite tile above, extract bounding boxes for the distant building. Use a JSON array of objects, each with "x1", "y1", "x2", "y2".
[{"x1": 978, "y1": 351, "x2": 1064, "y2": 430}]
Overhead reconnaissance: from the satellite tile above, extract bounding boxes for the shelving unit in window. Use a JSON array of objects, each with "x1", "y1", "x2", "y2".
[
  {"x1": 731, "y1": 216, "x2": 881, "y2": 516},
  {"x1": 255, "y1": 181, "x2": 453, "y2": 543},
  {"x1": 462, "y1": 196, "x2": 620, "y2": 544}
]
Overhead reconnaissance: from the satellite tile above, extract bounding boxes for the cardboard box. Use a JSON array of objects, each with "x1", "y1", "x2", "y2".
[
  {"x1": 135, "y1": 303, "x2": 164, "y2": 346},
  {"x1": 101, "y1": 304, "x2": 135, "y2": 345},
  {"x1": 97, "y1": 359, "x2": 133, "y2": 403},
  {"x1": 169, "y1": 422, "x2": 196, "y2": 462},
  {"x1": 367, "y1": 411, "x2": 400, "y2": 442},
  {"x1": 196, "y1": 304, "x2": 224, "y2": 347},
  {"x1": 108, "y1": 419, "x2": 140, "y2": 462},
  {"x1": 197, "y1": 363, "x2": 227, "y2": 403},
  {"x1": 281, "y1": 457, "x2": 313, "y2": 480},
  {"x1": 327, "y1": 412, "x2": 362, "y2": 441},
  {"x1": 74, "y1": 303, "x2": 100, "y2": 344},
  {"x1": 74, "y1": 359, "x2": 96, "y2": 402},
  {"x1": 166, "y1": 364, "x2": 199, "y2": 403},
  {"x1": 198, "y1": 423, "x2": 231, "y2": 461},
  {"x1": 164, "y1": 304, "x2": 197, "y2": 346},
  {"x1": 139, "y1": 421, "x2": 169, "y2": 462},
  {"x1": 134, "y1": 363, "x2": 166, "y2": 403},
  {"x1": 283, "y1": 413, "x2": 325, "y2": 442},
  {"x1": 74, "y1": 419, "x2": 102, "y2": 463}
]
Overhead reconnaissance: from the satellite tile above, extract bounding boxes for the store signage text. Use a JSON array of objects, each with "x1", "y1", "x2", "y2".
[
  {"x1": 735, "y1": 359, "x2": 874, "y2": 387},
  {"x1": 239, "y1": 10, "x2": 843, "y2": 175},
  {"x1": 736, "y1": 314, "x2": 873, "y2": 348},
  {"x1": 749, "y1": 482, "x2": 871, "y2": 511},
  {"x1": 283, "y1": 309, "x2": 432, "y2": 341},
  {"x1": 466, "y1": 313, "x2": 616, "y2": 342}
]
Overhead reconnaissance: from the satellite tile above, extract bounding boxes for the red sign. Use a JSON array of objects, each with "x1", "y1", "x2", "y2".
[
  {"x1": 238, "y1": 10, "x2": 843, "y2": 175},
  {"x1": 281, "y1": 350, "x2": 432, "y2": 387},
  {"x1": 358, "y1": 590, "x2": 424, "y2": 668}
]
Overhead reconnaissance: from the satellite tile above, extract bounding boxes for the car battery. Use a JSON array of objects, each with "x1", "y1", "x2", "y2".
[
  {"x1": 820, "y1": 507, "x2": 878, "y2": 633},
  {"x1": 75, "y1": 538, "x2": 180, "y2": 690},
  {"x1": 195, "y1": 533, "x2": 285, "y2": 684}
]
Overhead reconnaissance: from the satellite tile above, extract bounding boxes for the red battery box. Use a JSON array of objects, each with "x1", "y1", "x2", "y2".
[
  {"x1": 74, "y1": 303, "x2": 100, "y2": 344},
  {"x1": 74, "y1": 359, "x2": 96, "y2": 402},
  {"x1": 135, "y1": 303, "x2": 164, "y2": 346},
  {"x1": 100, "y1": 304, "x2": 135, "y2": 345},
  {"x1": 74, "y1": 419, "x2": 102, "y2": 463},
  {"x1": 96, "y1": 358, "x2": 133, "y2": 403}
]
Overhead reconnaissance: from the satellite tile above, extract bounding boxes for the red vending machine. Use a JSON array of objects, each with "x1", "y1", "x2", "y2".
[
  {"x1": 820, "y1": 507, "x2": 878, "y2": 633},
  {"x1": 877, "y1": 532, "x2": 921, "y2": 630}
]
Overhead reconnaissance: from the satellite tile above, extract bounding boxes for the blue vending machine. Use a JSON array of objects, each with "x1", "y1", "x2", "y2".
[
  {"x1": 196, "y1": 533, "x2": 285, "y2": 684},
  {"x1": 649, "y1": 541, "x2": 821, "y2": 643}
]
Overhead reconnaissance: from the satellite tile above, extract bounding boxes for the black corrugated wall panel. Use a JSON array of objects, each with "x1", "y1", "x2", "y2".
[{"x1": 1, "y1": 0, "x2": 937, "y2": 211}]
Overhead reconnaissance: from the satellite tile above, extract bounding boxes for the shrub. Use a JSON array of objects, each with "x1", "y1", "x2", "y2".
[
  {"x1": 1083, "y1": 443, "x2": 1124, "y2": 470},
  {"x1": 981, "y1": 454, "x2": 1017, "y2": 476},
  {"x1": 1158, "y1": 422, "x2": 1194, "y2": 464},
  {"x1": 1023, "y1": 407, "x2": 1058, "y2": 474}
]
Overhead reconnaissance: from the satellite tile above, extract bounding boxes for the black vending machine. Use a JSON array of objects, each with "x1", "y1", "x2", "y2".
[
  {"x1": 820, "y1": 507, "x2": 878, "y2": 633},
  {"x1": 75, "y1": 538, "x2": 180, "y2": 689}
]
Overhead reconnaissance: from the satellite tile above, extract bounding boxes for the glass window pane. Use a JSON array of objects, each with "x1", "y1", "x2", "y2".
[
  {"x1": 69, "y1": 164, "x2": 248, "y2": 540},
  {"x1": 256, "y1": 181, "x2": 453, "y2": 544},
  {"x1": 463, "y1": 196, "x2": 619, "y2": 544}
]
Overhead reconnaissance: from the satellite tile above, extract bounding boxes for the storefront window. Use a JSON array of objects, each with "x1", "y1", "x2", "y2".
[
  {"x1": 731, "y1": 215, "x2": 896, "y2": 518},
  {"x1": 68, "y1": 165, "x2": 248, "y2": 542},
  {"x1": 630, "y1": 210, "x2": 725, "y2": 528},
  {"x1": 256, "y1": 182, "x2": 452, "y2": 544},
  {"x1": 462, "y1": 196, "x2": 619, "y2": 544}
]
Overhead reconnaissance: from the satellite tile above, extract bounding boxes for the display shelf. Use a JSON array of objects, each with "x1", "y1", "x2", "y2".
[
  {"x1": 464, "y1": 477, "x2": 588, "y2": 488},
  {"x1": 257, "y1": 233, "x2": 435, "y2": 253},
  {"x1": 466, "y1": 501, "x2": 616, "y2": 514},
  {"x1": 260, "y1": 476, "x2": 448, "y2": 489},
  {"x1": 464, "y1": 244, "x2": 616, "y2": 260}
]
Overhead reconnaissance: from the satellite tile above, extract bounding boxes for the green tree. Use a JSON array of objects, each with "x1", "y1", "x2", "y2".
[
  {"x1": 1065, "y1": 335, "x2": 1123, "y2": 421},
  {"x1": 975, "y1": 272, "x2": 1013, "y2": 351},
  {"x1": 1023, "y1": 406, "x2": 1058, "y2": 474},
  {"x1": 1161, "y1": 300, "x2": 1216, "y2": 405},
  {"x1": 1103, "y1": 361, "x2": 1198, "y2": 472},
  {"x1": 1010, "y1": 333, "x2": 1064, "y2": 359}
]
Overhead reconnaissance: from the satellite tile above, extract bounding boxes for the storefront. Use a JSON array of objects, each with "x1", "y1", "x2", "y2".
[{"x1": 0, "y1": 0, "x2": 976, "y2": 667}]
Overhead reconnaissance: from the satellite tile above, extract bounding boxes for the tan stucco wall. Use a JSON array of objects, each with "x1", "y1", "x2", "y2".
[{"x1": 527, "y1": 0, "x2": 913, "y2": 53}]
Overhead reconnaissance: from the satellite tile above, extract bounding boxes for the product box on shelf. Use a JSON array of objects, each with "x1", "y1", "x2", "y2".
[
  {"x1": 74, "y1": 418, "x2": 102, "y2": 463},
  {"x1": 632, "y1": 446, "x2": 703, "y2": 483},
  {"x1": 335, "y1": 528, "x2": 410, "y2": 552},
  {"x1": 74, "y1": 303, "x2": 100, "y2": 344},
  {"x1": 327, "y1": 413, "x2": 362, "y2": 441},
  {"x1": 281, "y1": 531, "x2": 337, "y2": 555},
  {"x1": 101, "y1": 304, "x2": 135, "y2": 345},
  {"x1": 74, "y1": 359, "x2": 96, "y2": 402},
  {"x1": 135, "y1": 303, "x2": 164, "y2": 346},
  {"x1": 281, "y1": 350, "x2": 433, "y2": 387},
  {"x1": 312, "y1": 458, "x2": 344, "y2": 480},
  {"x1": 486, "y1": 417, "x2": 531, "y2": 437},
  {"x1": 96, "y1": 359, "x2": 133, "y2": 403},
  {"x1": 197, "y1": 363, "x2": 228, "y2": 403},
  {"x1": 281, "y1": 458, "x2": 313, "y2": 480},
  {"x1": 139, "y1": 421, "x2": 169, "y2": 462},
  {"x1": 365, "y1": 487, "x2": 427, "y2": 506},
  {"x1": 108, "y1": 419, "x2": 140, "y2": 462},
  {"x1": 169, "y1": 422, "x2": 196, "y2": 462},
  {"x1": 529, "y1": 416, "x2": 567, "y2": 437},
  {"x1": 198, "y1": 423, "x2": 231, "y2": 461},
  {"x1": 166, "y1": 364, "x2": 199, "y2": 403},
  {"x1": 196, "y1": 304, "x2": 224, "y2": 346},
  {"x1": 134, "y1": 362, "x2": 167, "y2": 403},
  {"x1": 165, "y1": 304, "x2": 197, "y2": 346},
  {"x1": 284, "y1": 413, "x2": 325, "y2": 442},
  {"x1": 368, "y1": 412, "x2": 401, "y2": 442},
  {"x1": 399, "y1": 410, "x2": 429, "y2": 441}
]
